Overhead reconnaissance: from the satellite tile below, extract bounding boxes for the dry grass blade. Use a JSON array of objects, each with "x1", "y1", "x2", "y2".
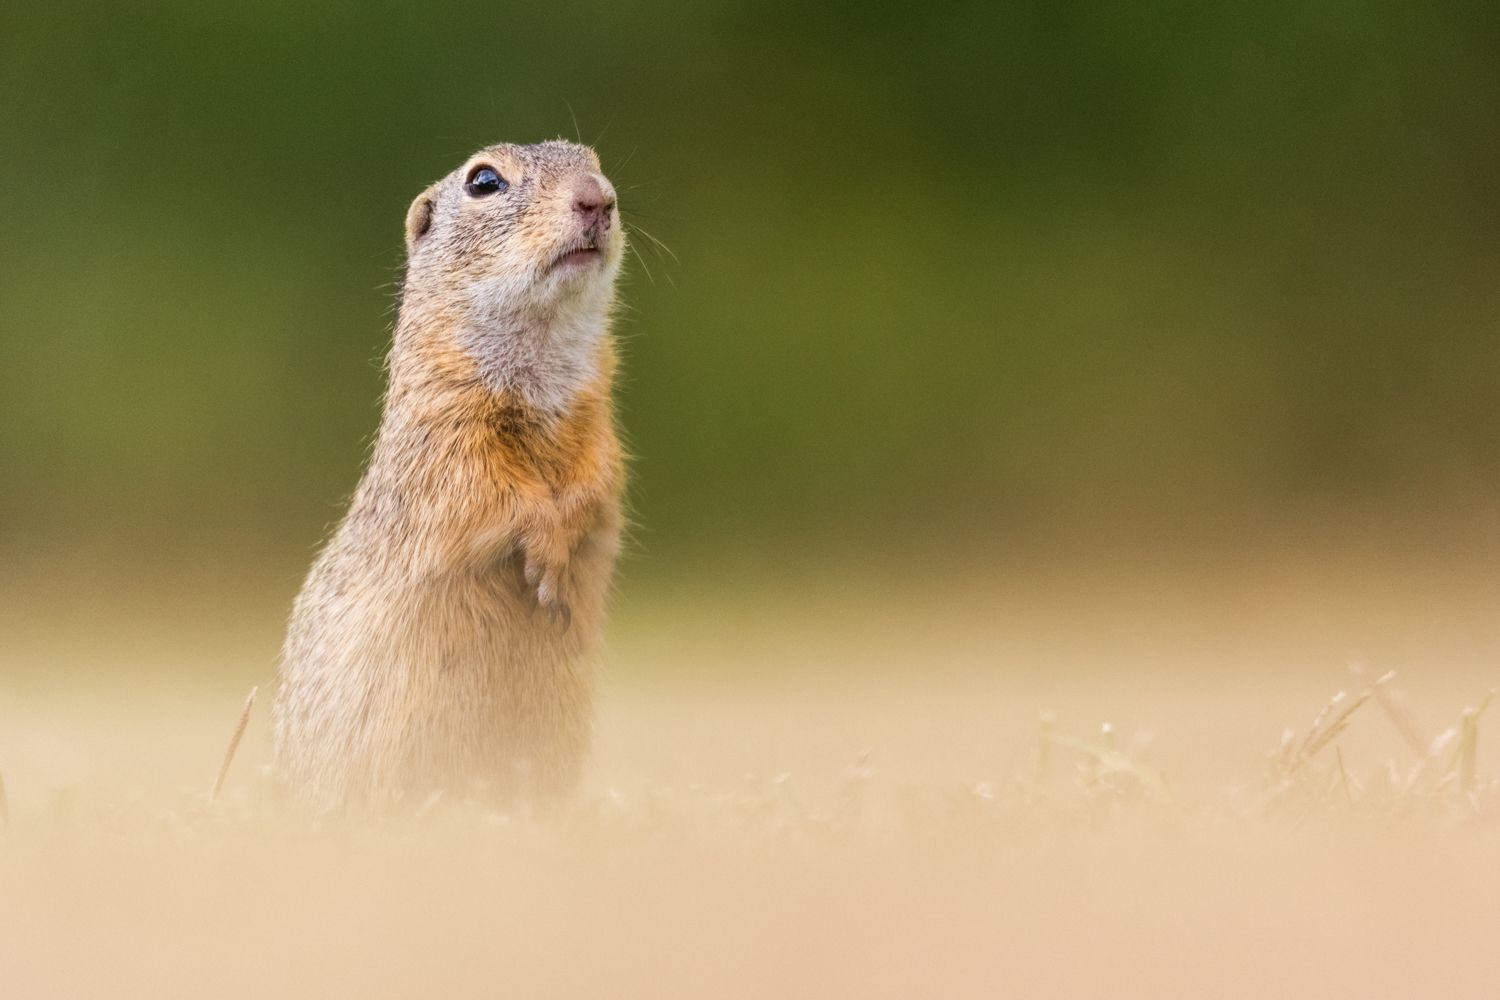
[
  {"x1": 1278, "y1": 676, "x2": 1386, "y2": 780},
  {"x1": 211, "y1": 686, "x2": 258, "y2": 804},
  {"x1": 1334, "y1": 748, "x2": 1355, "y2": 806},
  {"x1": 0, "y1": 769, "x2": 8, "y2": 834},
  {"x1": 1049, "y1": 731, "x2": 1169, "y2": 798},
  {"x1": 1293, "y1": 688, "x2": 1348, "y2": 762},
  {"x1": 1034, "y1": 711, "x2": 1055, "y2": 788},
  {"x1": 1456, "y1": 689, "x2": 1495, "y2": 794},
  {"x1": 1367, "y1": 669, "x2": 1429, "y2": 757},
  {"x1": 1297, "y1": 687, "x2": 1373, "y2": 767}
]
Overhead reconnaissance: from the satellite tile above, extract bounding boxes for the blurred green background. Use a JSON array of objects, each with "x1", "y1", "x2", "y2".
[{"x1": 3, "y1": 1, "x2": 1499, "y2": 599}]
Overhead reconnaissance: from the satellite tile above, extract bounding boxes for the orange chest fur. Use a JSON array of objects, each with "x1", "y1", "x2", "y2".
[{"x1": 432, "y1": 393, "x2": 619, "y2": 521}]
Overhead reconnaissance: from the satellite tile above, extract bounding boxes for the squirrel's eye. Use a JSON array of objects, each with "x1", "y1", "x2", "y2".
[{"x1": 464, "y1": 166, "x2": 507, "y2": 197}]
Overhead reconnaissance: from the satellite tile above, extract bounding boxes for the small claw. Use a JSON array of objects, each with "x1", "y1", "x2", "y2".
[
  {"x1": 528, "y1": 570, "x2": 572, "y2": 630},
  {"x1": 534, "y1": 571, "x2": 558, "y2": 608}
]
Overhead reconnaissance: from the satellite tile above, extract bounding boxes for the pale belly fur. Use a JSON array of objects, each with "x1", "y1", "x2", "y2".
[{"x1": 272, "y1": 538, "x2": 611, "y2": 811}]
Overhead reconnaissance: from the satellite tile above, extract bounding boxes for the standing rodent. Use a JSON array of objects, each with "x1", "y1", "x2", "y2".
[{"x1": 272, "y1": 140, "x2": 627, "y2": 811}]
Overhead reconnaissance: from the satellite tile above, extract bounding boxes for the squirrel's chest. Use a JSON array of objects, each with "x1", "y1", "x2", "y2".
[{"x1": 375, "y1": 391, "x2": 618, "y2": 573}]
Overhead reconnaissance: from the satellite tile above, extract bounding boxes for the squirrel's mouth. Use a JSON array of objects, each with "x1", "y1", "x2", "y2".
[{"x1": 549, "y1": 238, "x2": 604, "y2": 273}]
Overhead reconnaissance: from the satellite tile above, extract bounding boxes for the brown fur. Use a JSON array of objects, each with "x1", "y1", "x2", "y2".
[{"x1": 272, "y1": 141, "x2": 626, "y2": 811}]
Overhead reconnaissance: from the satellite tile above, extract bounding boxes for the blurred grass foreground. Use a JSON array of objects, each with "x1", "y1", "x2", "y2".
[{"x1": 5, "y1": 647, "x2": 1500, "y2": 999}]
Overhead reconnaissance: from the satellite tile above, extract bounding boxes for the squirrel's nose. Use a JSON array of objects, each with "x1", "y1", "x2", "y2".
[{"x1": 571, "y1": 174, "x2": 615, "y2": 230}]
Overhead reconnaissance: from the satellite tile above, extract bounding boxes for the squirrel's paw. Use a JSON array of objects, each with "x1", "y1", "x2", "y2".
[{"x1": 524, "y1": 554, "x2": 573, "y2": 630}]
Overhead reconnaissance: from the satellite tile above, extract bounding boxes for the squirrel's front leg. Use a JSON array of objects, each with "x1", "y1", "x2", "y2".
[
  {"x1": 519, "y1": 493, "x2": 601, "y2": 628},
  {"x1": 522, "y1": 529, "x2": 572, "y2": 627}
]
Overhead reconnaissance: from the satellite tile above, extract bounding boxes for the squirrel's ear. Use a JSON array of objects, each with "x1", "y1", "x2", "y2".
[{"x1": 404, "y1": 187, "x2": 436, "y2": 249}]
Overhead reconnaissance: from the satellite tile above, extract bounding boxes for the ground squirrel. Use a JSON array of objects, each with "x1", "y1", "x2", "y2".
[{"x1": 272, "y1": 140, "x2": 626, "y2": 811}]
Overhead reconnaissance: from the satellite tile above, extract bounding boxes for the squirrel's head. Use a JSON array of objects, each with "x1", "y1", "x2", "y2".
[{"x1": 402, "y1": 140, "x2": 624, "y2": 324}]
